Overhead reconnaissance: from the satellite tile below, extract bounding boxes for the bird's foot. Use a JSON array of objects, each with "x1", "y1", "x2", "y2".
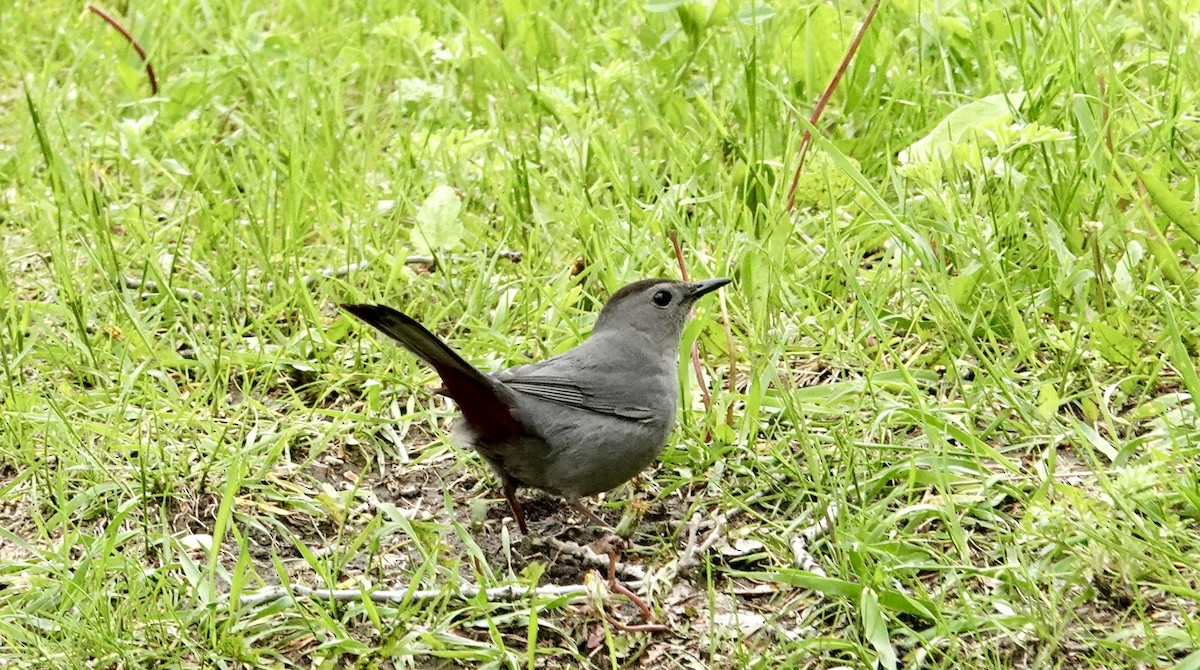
[
  {"x1": 591, "y1": 534, "x2": 658, "y2": 624},
  {"x1": 590, "y1": 531, "x2": 630, "y2": 555}
]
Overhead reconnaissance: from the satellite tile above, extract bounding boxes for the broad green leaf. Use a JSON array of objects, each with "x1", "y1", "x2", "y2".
[
  {"x1": 789, "y1": 149, "x2": 858, "y2": 209},
  {"x1": 1174, "y1": 648, "x2": 1200, "y2": 670},
  {"x1": 1072, "y1": 93, "x2": 1108, "y2": 176},
  {"x1": 738, "y1": 4, "x2": 775, "y2": 24},
  {"x1": 411, "y1": 184, "x2": 464, "y2": 254},
  {"x1": 762, "y1": 570, "x2": 862, "y2": 598},
  {"x1": 1112, "y1": 240, "x2": 1144, "y2": 302},
  {"x1": 947, "y1": 262, "x2": 983, "y2": 309},
  {"x1": 1161, "y1": 296, "x2": 1200, "y2": 401},
  {"x1": 1139, "y1": 168, "x2": 1200, "y2": 244},
  {"x1": 1136, "y1": 212, "x2": 1189, "y2": 285},
  {"x1": 900, "y1": 92, "x2": 1026, "y2": 164},
  {"x1": 1126, "y1": 392, "x2": 1190, "y2": 422},
  {"x1": 1091, "y1": 320, "x2": 1141, "y2": 365},
  {"x1": 1036, "y1": 383, "x2": 1060, "y2": 421},
  {"x1": 677, "y1": 0, "x2": 731, "y2": 41},
  {"x1": 371, "y1": 15, "x2": 422, "y2": 39},
  {"x1": 861, "y1": 588, "x2": 897, "y2": 670},
  {"x1": 1074, "y1": 419, "x2": 1118, "y2": 462}
]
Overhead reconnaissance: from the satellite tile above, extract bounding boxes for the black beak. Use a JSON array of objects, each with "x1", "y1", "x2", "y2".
[{"x1": 687, "y1": 277, "x2": 732, "y2": 299}]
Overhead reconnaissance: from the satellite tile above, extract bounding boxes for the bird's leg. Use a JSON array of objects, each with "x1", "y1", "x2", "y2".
[
  {"x1": 571, "y1": 499, "x2": 649, "y2": 613},
  {"x1": 501, "y1": 479, "x2": 528, "y2": 533}
]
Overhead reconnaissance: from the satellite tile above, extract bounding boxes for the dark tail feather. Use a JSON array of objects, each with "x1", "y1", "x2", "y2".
[
  {"x1": 340, "y1": 304, "x2": 523, "y2": 439},
  {"x1": 341, "y1": 304, "x2": 485, "y2": 383}
]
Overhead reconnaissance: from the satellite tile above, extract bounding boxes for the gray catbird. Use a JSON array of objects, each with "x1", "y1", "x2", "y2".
[{"x1": 342, "y1": 277, "x2": 730, "y2": 532}]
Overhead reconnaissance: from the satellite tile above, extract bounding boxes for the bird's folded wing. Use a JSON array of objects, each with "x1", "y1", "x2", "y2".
[{"x1": 499, "y1": 375, "x2": 656, "y2": 421}]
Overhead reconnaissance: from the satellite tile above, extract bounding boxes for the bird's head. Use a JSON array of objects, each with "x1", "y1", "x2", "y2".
[{"x1": 592, "y1": 277, "x2": 731, "y2": 345}]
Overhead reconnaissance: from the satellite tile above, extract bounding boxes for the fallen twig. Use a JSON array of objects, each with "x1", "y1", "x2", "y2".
[
  {"x1": 239, "y1": 579, "x2": 643, "y2": 608},
  {"x1": 385, "y1": 249, "x2": 523, "y2": 273},
  {"x1": 530, "y1": 536, "x2": 647, "y2": 582},
  {"x1": 789, "y1": 503, "x2": 837, "y2": 576},
  {"x1": 122, "y1": 274, "x2": 205, "y2": 301},
  {"x1": 86, "y1": 4, "x2": 159, "y2": 95},
  {"x1": 263, "y1": 260, "x2": 371, "y2": 293},
  {"x1": 677, "y1": 510, "x2": 727, "y2": 574}
]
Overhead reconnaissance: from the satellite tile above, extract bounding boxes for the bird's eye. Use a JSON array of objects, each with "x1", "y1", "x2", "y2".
[{"x1": 652, "y1": 290, "x2": 673, "y2": 307}]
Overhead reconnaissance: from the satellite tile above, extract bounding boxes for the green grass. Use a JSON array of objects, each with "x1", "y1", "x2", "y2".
[{"x1": 2, "y1": 0, "x2": 1200, "y2": 667}]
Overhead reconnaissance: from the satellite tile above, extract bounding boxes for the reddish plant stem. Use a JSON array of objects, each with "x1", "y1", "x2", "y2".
[
  {"x1": 87, "y1": 4, "x2": 159, "y2": 95},
  {"x1": 668, "y1": 229, "x2": 691, "y2": 283},
  {"x1": 669, "y1": 229, "x2": 712, "y2": 412},
  {"x1": 785, "y1": 0, "x2": 881, "y2": 211}
]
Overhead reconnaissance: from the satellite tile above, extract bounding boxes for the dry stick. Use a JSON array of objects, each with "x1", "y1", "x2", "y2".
[
  {"x1": 784, "y1": 0, "x2": 881, "y2": 211},
  {"x1": 631, "y1": 507, "x2": 739, "y2": 602},
  {"x1": 120, "y1": 257, "x2": 375, "y2": 300},
  {"x1": 671, "y1": 498, "x2": 759, "y2": 578},
  {"x1": 530, "y1": 536, "x2": 647, "y2": 582},
  {"x1": 262, "y1": 260, "x2": 372, "y2": 293},
  {"x1": 86, "y1": 4, "x2": 158, "y2": 95},
  {"x1": 789, "y1": 503, "x2": 837, "y2": 576},
  {"x1": 668, "y1": 229, "x2": 711, "y2": 412},
  {"x1": 122, "y1": 274, "x2": 205, "y2": 301},
  {"x1": 239, "y1": 580, "x2": 643, "y2": 608},
  {"x1": 677, "y1": 510, "x2": 726, "y2": 574},
  {"x1": 123, "y1": 251, "x2": 521, "y2": 299},
  {"x1": 298, "y1": 253, "x2": 511, "y2": 283}
]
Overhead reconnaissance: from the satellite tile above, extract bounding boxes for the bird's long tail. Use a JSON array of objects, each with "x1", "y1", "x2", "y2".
[{"x1": 340, "y1": 304, "x2": 523, "y2": 441}]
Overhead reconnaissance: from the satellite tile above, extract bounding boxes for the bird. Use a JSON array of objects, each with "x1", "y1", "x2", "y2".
[{"x1": 341, "y1": 277, "x2": 731, "y2": 532}]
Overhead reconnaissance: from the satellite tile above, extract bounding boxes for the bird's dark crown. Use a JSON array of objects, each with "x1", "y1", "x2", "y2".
[{"x1": 602, "y1": 278, "x2": 676, "y2": 308}]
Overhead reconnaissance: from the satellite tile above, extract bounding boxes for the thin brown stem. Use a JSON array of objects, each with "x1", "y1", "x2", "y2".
[
  {"x1": 785, "y1": 0, "x2": 881, "y2": 211},
  {"x1": 87, "y1": 4, "x2": 159, "y2": 95}
]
